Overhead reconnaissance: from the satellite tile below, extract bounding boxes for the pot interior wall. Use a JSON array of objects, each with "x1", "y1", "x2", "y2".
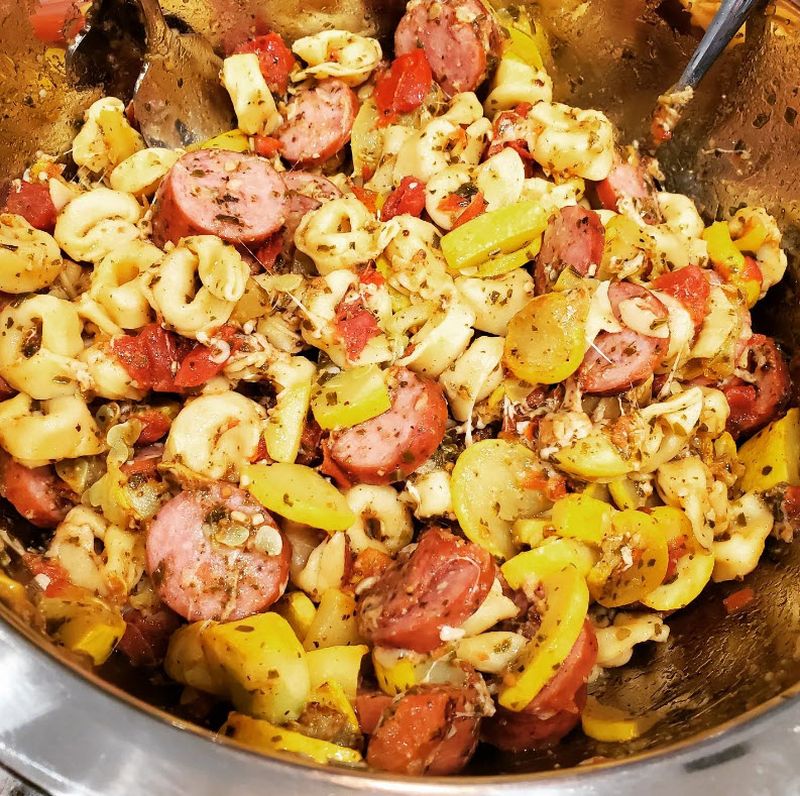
[{"x1": 1, "y1": 0, "x2": 800, "y2": 777}]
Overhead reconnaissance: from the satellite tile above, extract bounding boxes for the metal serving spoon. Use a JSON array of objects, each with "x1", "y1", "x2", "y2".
[
  {"x1": 650, "y1": 0, "x2": 765, "y2": 146},
  {"x1": 131, "y1": 0, "x2": 236, "y2": 148}
]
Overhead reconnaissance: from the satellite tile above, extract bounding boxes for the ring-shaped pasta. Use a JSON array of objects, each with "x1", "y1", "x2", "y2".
[
  {"x1": 109, "y1": 147, "x2": 182, "y2": 198},
  {"x1": 344, "y1": 484, "x2": 413, "y2": 554},
  {"x1": 294, "y1": 198, "x2": 384, "y2": 275},
  {"x1": 398, "y1": 300, "x2": 475, "y2": 378},
  {"x1": 456, "y1": 269, "x2": 535, "y2": 336},
  {"x1": 529, "y1": 102, "x2": 614, "y2": 182},
  {"x1": 484, "y1": 57, "x2": 553, "y2": 115},
  {"x1": 79, "y1": 341, "x2": 147, "y2": 400},
  {"x1": 162, "y1": 391, "x2": 266, "y2": 481},
  {"x1": 54, "y1": 188, "x2": 142, "y2": 263},
  {"x1": 142, "y1": 236, "x2": 246, "y2": 338},
  {"x1": 46, "y1": 506, "x2": 145, "y2": 597},
  {"x1": 0, "y1": 213, "x2": 63, "y2": 293},
  {"x1": 0, "y1": 393, "x2": 105, "y2": 466},
  {"x1": 0, "y1": 294, "x2": 88, "y2": 399},
  {"x1": 293, "y1": 30, "x2": 382, "y2": 86},
  {"x1": 425, "y1": 165, "x2": 473, "y2": 231},
  {"x1": 89, "y1": 240, "x2": 162, "y2": 330},
  {"x1": 440, "y1": 336, "x2": 505, "y2": 422},
  {"x1": 71, "y1": 97, "x2": 144, "y2": 174},
  {"x1": 475, "y1": 147, "x2": 526, "y2": 212}
]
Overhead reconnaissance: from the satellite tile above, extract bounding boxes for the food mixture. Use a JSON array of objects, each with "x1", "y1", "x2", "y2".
[{"x1": 0, "y1": 0, "x2": 797, "y2": 776}]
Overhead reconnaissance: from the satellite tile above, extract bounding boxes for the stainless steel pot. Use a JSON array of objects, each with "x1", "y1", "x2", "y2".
[{"x1": 2, "y1": 0, "x2": 800, "y2": 791}]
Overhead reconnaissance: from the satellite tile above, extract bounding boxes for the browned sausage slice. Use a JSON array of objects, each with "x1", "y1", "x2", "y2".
[
  {"x1": 276, "y1": 79, "x2": 358, "y2": 166},
  {"x1": 578, "y1": 282, "x2": 669, "y2": 395},
  {"x1": 593, "y1": 156, "x2": 661, "y2": 223},
  {"x1": 0, "y1": 451, "x2": 73, "y2": 528},
  {"x1": 366, "y1": 684, "x2": 481, "y2": 775},
  {"x1": 357, "y1": 527, "x2": 496, "y2": 653},
  {"x1": 327, "y1": 366, "x2": 447, "y2": 485},
  {"x1": 146, "y1": 483, "x2": 290, "y2": 622},
  {"x1": 151, "y1": 150, "x2": 287, "y2": 247},
  {"x1": 394, "y1": 0, "x2": 499, "y2": 96},
  {"x1": 534, "y1": 205, "x2": 605, "y2": 294},
  {"x1": 482, "y1": 621, "x2": 597, "y2": 751}
]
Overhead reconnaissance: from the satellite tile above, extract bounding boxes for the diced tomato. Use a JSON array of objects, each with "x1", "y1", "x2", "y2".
[
  {"x1": 359, "y1": 266, "x2": 385, "y2": 287},
  {"x1": 374, "y1": 49, "x2": 433, "y2": 122},
  {"x1": 348, "y1": 548, "x2": 393, "y2": 591},
  {"x1": 2, "y1": 181, "x2": 57, "y2": 232},
  {"x1": 234, "y1": 32, "x2": 296, "y2": 95},
  {"x1": 381, "y1": 177, "x2": 426, "y2": 221},
  {"x1": 723, "y1": 587, "x2": 754, "y2": 614},
  {"x1": 782, "y1": 485, "x2": 800, "y2": 531},
  {"x1": 254, "y1": 232, "x2": 283, "y2": 273},
  {"x1": 514, "y1": 102, "x2": 533, "y2": 116},
  {"x1": 120, "y1": 445, "x2": 163, "y2": 478},
  {"x1": 664, "y1": 534, "x2": 690, "y2": 583},
  {"x1": 296, "y1": 415, "x2": 324, "y2": 466},
  {"x1": 23, "y1": 553, "x2": 71, "y2": 597},
  {"x1": 652, "y1": 265, "x2": 711, "y2": 331},
  {"x1": 112, "y1": 324, "x2": 189, "y2": 393},
  {"x1": 352, "y1": 185, "x2": 378, "y2": 215},
  {"x1": 334, "y1": 295, "x2": 381, "y2": 360},
  {"x1": 29, "y1": 0, "x2": 84, "y2": 44},
  {"x1": 173, "y1": 325, "x2": 237, "y2": 389},
  {"x1": 117, "y1": 605, "x2": 181, "y2": 667},
  {"x1": 252, "y1": 135, "x2": 283, "y2": 157},
  {"x1": 131, "y1": 409, "x2": 172, "y2": 444},
  {"x1": 521, "y1": 468, "x2": 566, "y2": 501},
  {"x1": 453, "y1": 192, "x2": 487, "y2": 228},
  {"x1": 249, "y1": 435, "x2": 270, "y2": 464}
]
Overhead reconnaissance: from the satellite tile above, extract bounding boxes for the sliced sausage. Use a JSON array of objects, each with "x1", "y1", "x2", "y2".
[
  {"x1": 327, "y1": 366, "x2": 447, "y2": 485},
  {"x1": 276, "y1": 79, "x2": 358, "y2": 166},
  {"x1": 355, "y1": 690, "x2": 393, "y2": 735},
  {"x1": 578, "y1": 281, "x2": 669, "y2": 395},
  {"x1": 366, "y1": 684, "x2": 481, "y2": 775},
  {"x1": 357, "y1": 527, "x2": 496, "y2": 652},
  {"x1": 146, "y1": 484, "x2": 290, "y2": 622},
  {"x1": 483, "y1": 687, "x2": 587, "y2": 752},
  {"x1": 394, "y1": 0, "x2": 500, "y2": 96},
  {"x1": 592, "y1": 156, "x2": 661, "y2": 223},
  {"x1": 151, "y1": 150, "x2": 287, "y2": 247},
  {"x1": 482, "y1": 621, "x2": 597, "y2": 752},
  {"x1": 0, "y1": 451, "x2": 73, "y2": 528},
  {"x1": 282, "y1": 171, "x2": 341, "y2": 240},
  {"x1": 534, "y1": 205, "x2": 605, "y2": 294},
  {"x1": 723, "y1": 334, "x2": 790, "y2": 439}
]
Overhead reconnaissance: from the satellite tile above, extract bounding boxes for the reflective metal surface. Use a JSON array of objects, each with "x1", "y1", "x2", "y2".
[{"x1": 2, "y1": 0, "x2": 800, "y2": 791}]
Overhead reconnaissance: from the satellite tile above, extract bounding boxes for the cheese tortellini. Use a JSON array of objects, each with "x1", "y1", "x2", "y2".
[
  {"x1": 0, "y1": 393, "x2": 105, "y2": 466},
  {"x1": 71, "y1": 97, "x2": 144, "y2": 174},
  {"x1": 109, "y1": 147, "x2": 181, "y2": 197},
  {"x1": 141, "y1": 235, "x2": 248, "y2": 338},
  {"x1": 221, "y1": 53, "x2": 282, "y2": 136},
  {"x1": 0, "y1": 294, "x2": 88, "y2": 399},
  {"x1": 528, "y1": 101, "x2": 614, "y2": 181},
  {"x1": 163, "y1": 391, "x2": 266, "y2": 480},
  {"x1": 54, "y1": 188, "x2": 142, "y2": 263},
  {"x1": 293, "y1": 30, "x2": 382, "y2": 86},
  {"x1": 46, "y1": 507, "x2": 144, "y2": 597},
  {"x1": 0, "y1": 213, "x2": 63, "y2": 293},
  {"x1": 295, "y1": 198, "x2": 387, "y2": 275},
  {"x1": 89, "y1": 240, "x2": 161, "y2": 330}
]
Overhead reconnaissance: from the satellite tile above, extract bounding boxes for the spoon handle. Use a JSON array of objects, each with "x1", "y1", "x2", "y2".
[
  {"x1": 677, "y1": 0, "x2": 763, "y2": 89},
  {"x1": 135, "y1": 0, "x2": 172, "y2": 54}
]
